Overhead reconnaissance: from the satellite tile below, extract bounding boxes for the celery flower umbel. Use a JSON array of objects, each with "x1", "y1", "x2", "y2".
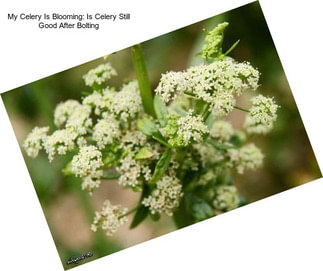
[{"x1": 23, "y1": 22, "x2": 278, "y2": 236}]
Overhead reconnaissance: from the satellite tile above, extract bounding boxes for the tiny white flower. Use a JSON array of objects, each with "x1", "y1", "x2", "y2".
[
  {"x1": 23, "y1": 126, "x2": 49, "y2": 158},
  {"x1": 54, "y1": 100, "x2": 81, "y2": 127},
  {"x1": 83, "y1": 63, "x2": 117, "y2": 87},
  {"x1": 228, "y1": 143, "x2": 264, "y2": 174},
  {"x1": 111, "y1": 81, "x2": 142, "y2": 121},
  {"x1": 213, "y1": 185, "x2": 240, "y2": 211},
  {"x1": 244, "y1": 94, "x2": 278, "y2": 134},
  {"x1": 210, "y1": 121, "x2": 234, "y2": 142},
  {"x1": 65, "y1": 104, "x2": 92, "y2": 135},
  {"x1": 43, "y1": 129, "x2": 77, "y2": 162},
  {"x1": 142, "y1": 175, "x2": 183, "y2": 216},
  {"x1": 93, "y1": 116, "x2": 120, "y2": 149},
  {"x1": 71, "y1": 145, "x2": 103, "y2": 178},
  {"x1": 91, "y1": 200, "x2": 128, "y2": 236}
]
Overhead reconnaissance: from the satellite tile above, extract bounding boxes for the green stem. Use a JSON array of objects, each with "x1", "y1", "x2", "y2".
[
  {"x1": 224, "y1": 39, "x2": 240, "y2": 56},
  {"x1": 234, "y1": 105, "x2": 250, "y2": 113},
  {"x1": 131, "y1": 44, "x2": 156, "y2": 117},
  {"x1": 202, "y1": 104, "x2": 211, "y2": 121},
  {"x1": 119, "y1": 206, "x2": 138, "y2": 219}
]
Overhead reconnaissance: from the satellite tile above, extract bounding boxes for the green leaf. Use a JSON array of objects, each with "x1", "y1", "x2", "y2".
[
  {"x1": 135, "y1": 147, "x2": 154, "y2": 160},
  {"x1": 185, "y1": 193, "x2": 214, "y2": 221},
  {"x1": 151, "y1": 133, "x2": 171, "y2": 147},
  {"x1": 62, "y1": 161, "x2": 73, "y2": 176},
  {"x1": 137, "y1": 118, "x2": 171, "y2": 147},
  {"x1": 130, "y1": 184, "x2": 150, "y2": 229},
  {"x1": 131, "y1": 44, "x2": 156, "y2": 117},
  {"x1": 150, "y1": 149, "x2": 172, "y2": 184},
  {"x1": 137, "y1": 118, "x2": 157, "y2": 136},
  {"x1": 154, "y1": 95, "x2": 168, "y2": 127},
  {"x1": 130, "y1": 205, "x2": 149, "y2": 229}
]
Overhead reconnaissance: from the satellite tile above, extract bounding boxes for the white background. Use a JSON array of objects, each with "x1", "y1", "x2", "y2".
[{"x1": 0, "y1": 0, "x2": 323, "y2": 270}]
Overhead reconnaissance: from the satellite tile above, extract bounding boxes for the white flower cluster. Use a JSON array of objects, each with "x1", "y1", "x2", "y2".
[
  {"x1": 177, "y1": 111, "x2": 209, "y2": 145},
  {"x1": 83, "y1": 63, "x2": 117, "y2": 87},
  {"x1": 154, "y1": 71, "x2": 188, "y2": 103},
  {"x1": 155, "y1": 59, "x2": 259, "y2": 117},
  {"x1": 210, "y1": 120, "x2": 234, "y2": 142},
  {"x1": 165, "y1": 111, "x2": 209, "y2": 147},
  {"x1": 71, "y1": 145, "x2": 103, "y2": 193},
  {"x1": 23, "y1": 126, "x2": 49, "y2": 158},
  {"x1": 93, "y1": 116, "x2": 121, "y2": 149},
  {"x1": 116, "y1": 131, "x2": 153, "y2": 187},
  {"x1": 193, "y1": 143, "x2": 223, "y2": 166},
  {"x1": 142, "y1": 175, "x2": 183, "y2": 216},
  {"x1": 228, "y1": 143, "x2": 264, "y2": 174},
  {"x1": 43, "y1": 129, "x2": 78, "y2": 162},
  {"x1": 244, "y1": 94, "x2": 278, "y2": 134},
  {"x1": 213, "y1": 185, "x2": 240, "y2": 211},
  {"x1": 82, "y1": 89, "x2": 112, "y2": 115},
  {"x1": 54, "y1": 100, "x2": 81, "y2": 127},
  {"x1": 83, "y1": 81, "x2": 142, "y2": 121},
  {"x1": 112, "y1": 81, "x2": 142, "y2": 121},
  {"x1": 54, "y1": 99, "x2": 92, "y2": 136},
  {"x1": 91, "y1": 200, "x2": 128, "y2": 236}
]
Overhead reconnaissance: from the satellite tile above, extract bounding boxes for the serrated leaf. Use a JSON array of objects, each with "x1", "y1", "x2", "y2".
[
  {"x1": 150, "y1": 149, "x2": 172, "y2": 184},
  {"x1": 154, "y1": 95, "x2": 168, "y2": 127},
  {"x1": 135, "y1": 147, "x2": 154, "y2": 160},
  {"x1": 185, "y1": 193, "x2": 214, "y2": 221},
  {"x1": 137, "y1": 118, "x2": 157, "y2": 136}
]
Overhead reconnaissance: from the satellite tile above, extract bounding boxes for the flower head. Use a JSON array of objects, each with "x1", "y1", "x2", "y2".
[
  {"x1": 110, "y1": 81, "x2": 142, "y2": 121},
  {"x1": 213, "y1": 185, "x2": 240, "y2": 211},
  {"x1": 91, "y1": 200, "x2": 128, "y2": 236},
  {"x1": 93, "y1": 116, "x2": 120, "y2": 149},
  {"x1": 83, "y1": 63, "x2": 117, "y2": 87},
  {"x1": 164, "y1": 111, "x2": 208, "y2": 147},
  {"x1": 71, "y1": 145, "x2": 103, "y2": 193},
  {"x1": 71, "y1": 145, "x2": 103, "y2": 178},
  {"x1": 142, "y1": 175, "x2": 183, "y2": 216},
  {"x1": 82, "y1": 91, "x2": 109, "y2": 115},
  {"x1": 228, "y1": 143, "x2": 264, "y2": 174},
  {"x1": 201, "y1": 22, "x2": 228, "y2": 60},
  {"x1": 43, "y1": 129, "x2": 77, "y2": 161},
  {"x1": 65, "y1": 104, "x2": 92, "y2": 135},
  {"x1": 210, "y1": 120, "x2": 234, "y2": 142},
  {"x1": 54, "y1": 100, "x2": 82, "y2": 127},
  {"x1": 155, "y1": 71, "x2": 188, "y2": 103},
  {"x1": 23, "y1": 126, "x2": 49, "y2": 158},
  {"x1": 244, "y1": 94, "x2": 278, "y2": 134},
  {"x1": 155, "y1": 59, "x2": 259, "y2": 118}
]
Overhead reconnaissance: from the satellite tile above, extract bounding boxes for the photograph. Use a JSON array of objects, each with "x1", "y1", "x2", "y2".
[{"x1": 1, "y1": 2, "x2": 321, "y2": 269}]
